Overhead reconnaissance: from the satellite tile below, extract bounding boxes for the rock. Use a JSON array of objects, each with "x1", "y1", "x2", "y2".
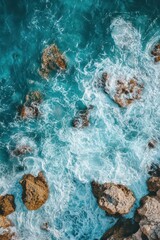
[
  {"x1": 72, "y1": 105, "x2": 94, "y2": 129},
  {"x1": 0, "y1": 216, "x2": 12, "y2": 228},
  {"x1": 101, "y1": 218, "x2": 139, "y2": 240},
  {"x1": 147, "y1": 177, "x2": 160, "y2": 193},
  {"x1": 148, "y1": 140, "x2": 157, "y2": 149},
  {"x1": 0, "y1": 231, "x2": 15, "y2": 240},
  {"x1": 20, "y1": 105, "x2": 39, "y2": 119},
  {"x1": 0, "y1": 195, "x2": 16, "y2": 217},
  {"x1": 20, "y1": 172, "x2": 49, "y2": 210},
  {"x1": 12, "y1": 145, "x2": 32, "y2": 157},
  {"x1": 40, "y1": 222, "x2": 49, "y2": 231},
  {"x1": 114, "y1": 79, "x2": 143, "y2": 107},
  {"x1": 137, "y1": 194, "x2": 160, "y2": 240},
  {"x1": 151, "y1": 43, "x2": 160, "y2": 62},
  {"x1": 148, "y1": 163, "x2": 160, "y2": 177},
  {"x1": 91, "y1": 181, "x2": 135, "y2": 215},
  {"x1": 101, "y1": 73, "x2": 143, "y2": 107},
  {"x1": 39, "y1": 44, "x2": 67, "y2": 79},
  {"x1": 19, "y1": 91, "x2": 42, "y2": 119}
]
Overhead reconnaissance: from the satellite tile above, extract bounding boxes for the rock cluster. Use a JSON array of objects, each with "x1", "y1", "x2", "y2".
[
  {"x1": 12, "y1": 145, "x2": 32, "y2": 157},
  {"x1": 98, "y1": 164, "x2": 160, "y2": 240},
  {"x1": 20, "y1": 172, "x2": 49, "y2": 210},
  {"x1": 39, "y1": 44, "x2": 67, "y2": 79},
  {"x1": 101, "y1": 74, "x2": 143, "y2": 107},
  {"x1": 19, "y1": 91, "x2": 42, "y2": 119},
  {"x1": 92, "y1": 181, "x2": 135, "y2": 215},
  {"x1": 0, "y1": 195, "x2": 16, "y2": 240},
  {"x1": 151, "y1": 43, "x2": 160, "y2": 62},
  {"x1": 72, "y1": 105, "x2": 94, "y2": 128}
]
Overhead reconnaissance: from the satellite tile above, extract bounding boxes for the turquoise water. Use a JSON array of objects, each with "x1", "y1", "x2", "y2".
[{"x1": 0, "y1": 0, "x2": 160, "y2": 239}]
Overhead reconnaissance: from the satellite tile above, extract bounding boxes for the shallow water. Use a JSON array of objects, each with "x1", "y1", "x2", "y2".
[{"x1": 0, "y1": 0, "x2": 160, "y2": 239}]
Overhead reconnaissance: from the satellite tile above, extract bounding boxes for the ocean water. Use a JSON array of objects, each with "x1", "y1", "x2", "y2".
[{"x1": 0, "y1": 0, "x2": 160, "y2": 239}]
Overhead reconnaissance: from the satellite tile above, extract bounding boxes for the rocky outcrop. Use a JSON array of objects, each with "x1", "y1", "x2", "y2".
[
  {"x1": 0, "y1": 231, "x2": 15, "y2": 240},
  {"x1": 147, "y1": 177, "x2": 160, "y2": 192},
  {"x1": 101, "y1": 218, "x2": 139, "y2": 240},
  {"x1": 91, "y1": 181, "x2": 135, "y2": 215},
  {"x1": 20, "y1": 172, "x2": 49, "y2": 210},
  {"x1": 100, "y1": 73, "x2": 143, "y2": 107},
  {"x1": 39, "y1": 44, "x2": 67, "y2": 79},
  {"x1": 12, "y1": 145, "x2": 32, "y2": 157},
  {"x1": 19, "y1": 91, "x2": 42, "y2": 119},
  {"x1": 151, "y1": 43, "x2": 160, "y2": 62},
  {"x1": 0, "y1": 195, "x2": 16, "y2": 217},
  {"x1": 72, "y1": 105, "x2": 94, "y2": 128},
  {"x1": 148, "y1": 140, "x2": 157, "y2": 149},
  {"x1": 137, "y1": 194, "x2": 160, "y2": 240},
  {"x1": 0, "y1": 216, "x2": 12, "y2": 228}
]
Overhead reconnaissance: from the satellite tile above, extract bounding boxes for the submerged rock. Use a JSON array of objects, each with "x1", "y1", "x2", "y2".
[
  {"x1": 148, "y1": 140, "x2": 157, "y2": 149},
  {"x1": 0, "y1": 195, "x2": 16, "y2": 217},
  {"x1": 72, "y1": 105, "x2": 94, "y2": 129},
  {"x1": 12, "y1": 145, "x2": 32, "y2": 157},
  {"x1": 148, "y1": 163, "x2": 160, "y2": 177},
  {"x1": 91, "y1": 181, "x2": 135, "y2": 215},
  {"x1": 20, "y1": 172, "x2": 49, "y2": 210},
  {"x1": 39, "y1": 44, "x2": 67, "y2": 79},
  {"x1": 151, "y1": 43, "x2": 160, "y2": 62},
  {"x1": 100, "y1": 73, "x2": 143, "y2": 107},
  {"x1": 101, "y1": 218, "x2": 139, "y2": 240},
  {"x1": 40, "y1": 222, "x2": 50, "y2": 231},
  {"x1": 19, "y1": 91, "x2": 42, "y2": 119}
]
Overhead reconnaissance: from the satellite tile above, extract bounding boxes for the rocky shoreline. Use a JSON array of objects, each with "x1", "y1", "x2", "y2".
[{"x1": 95, "y1": 164, "x2": 160, "y2": 240}]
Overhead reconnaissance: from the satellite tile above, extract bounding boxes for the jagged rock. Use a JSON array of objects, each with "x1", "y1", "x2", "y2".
[
  {"x1": 151, "y1": 43, "x2": 160, "y2": 62},
  {"x1": 148, "y1": 163, "x2": 160, "y2": 177},
  {"x1": 124, "y1": 229, "x2": 144, "y2": 240},
  {"x1": 137, "y1": 194, "x2": 160, "y2": 240},
  {"x1": 25, "y1": 91, "x2": 42, "y2": 105},
  {"x1": 39, "y1": 44, "x2": 67, "y2": 79},
  {"x1": 148, "y1": 140, "x2": 157, "y2": 149},
  {"x1": 19, "y1": 91, "x2": 42, "y2": 119},
  {"x1": 40, "y1": 222, "x2": 49, "y2": 231},
  {"x1": 91, "y1": 181, "x2": 135, "y2": 215},
  {"x1": 0, "y1": 195, "x2": 16, "y2": 217},
  {"x1": 12, "y1": 145, "x2": 32, "y2": 157},
  {"x1": 101, "y1": 218, "x2": 139, "y2": 240},
  {"x1": 0, "y1": 216, "x2": 12, "y2": 228},
  {"x1": 72, "y1": 105, "x2": 94, "y2": 128},
  {"x1": 147, "y1": 177, "x2": 160, "y2": 193},
  {"x1": 0, "y1": 231, "x2": 15, "y2": 240},
  {"x1": 20, "y1": 172, "x2": 49, "y2": 210},
  {"x1": 100, "y1": 73, "x2": 143, "y2": 107}
]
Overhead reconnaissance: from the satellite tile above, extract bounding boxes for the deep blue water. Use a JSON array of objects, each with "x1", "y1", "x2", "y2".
[{"x1": 0, "y1": 0, "x2": 160, "y2": 239}]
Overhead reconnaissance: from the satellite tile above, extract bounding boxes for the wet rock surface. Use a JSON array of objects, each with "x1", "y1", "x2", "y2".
[
  {"x1": 101, "y1": 218, "x2": 139, "y2": 240},
  {"x1": 20, "y1": 172, "x2": 49, "y2": 210},
  {"x1": 0, "y1": 231, "x2": 15, "y2": 240},
  {"x1": 151, "y1": 43, "x2": 160, "y2": 62},
  {"x1": 39, "y1": 44, "x2": 67, "y2": 79},
  {"x1": 0, "y1": 195, "x2": 16, "y2": 217},
  {"x1": 91, "y1": 181, "x2": 135, "y2": 215},
  {"x1": 12, "y1": 145, "x2": 32, "y2": 157},
  {"x1": 0, "y1": 216, "x2": 12, "y2": 228},
  {"x1": 19, "y1": 91, "x2": 42, "y2": 119},
  {"x1": 72, "y1": 105, "x2": 94, "y2": 128},
  {"x1": 99, "y1": 73, "x2": 143, "y2": 107}
]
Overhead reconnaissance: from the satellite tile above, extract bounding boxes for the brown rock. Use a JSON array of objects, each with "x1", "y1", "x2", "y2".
[
  {"x1": 0, "y1": 195, "x2": 15, "y2": 217},
  {"x1": 137, "y1": 194, "x2": 160, "y2": 240},
  {"x1": 39, "y1": 44, "x2": 67, "y2": 79},
  {"x1": 101, "y1": 218, "x2": 139, "y2": 240},
  {"x1": 12, "y1": 145, "x2": 32, "y2": 157},
  {"x1": 25, "y1": 91, "x2": 42, "y2": 105},
  {"x1": 147, "y1": 177, "x2": 160, "y2": 193},
  {"x1": 20, "y1": 172, "x2": 49, "y2": 210},
  {"x1": 20, "y1": 105, "x2": 39, "y2": 119},
  {"x1": 91, "y1": 181, "x2": 135, "y2": 215},
  {"x1": 151, "y1": 43, "x2": 160, "y2": 63},
  {"x1": 72, "y1": 105, "x2": 94, "y2": 129},
  {"x1": 0, "y1": 231, "x2": 15, "y2": 240},
  {"x1": 0, "y1": 216, "x2": 12, "y2": 228}
]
